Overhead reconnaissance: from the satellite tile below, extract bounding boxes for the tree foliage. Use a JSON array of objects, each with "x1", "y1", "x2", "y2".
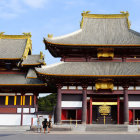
[{"x1": 38, "y1": 93, "x2": 57, "y2": 112}]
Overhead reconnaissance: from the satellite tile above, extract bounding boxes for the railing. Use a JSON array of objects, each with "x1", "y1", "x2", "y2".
[
  {"x1": 61, "y1": 119, "x2": 82, "y2": 127},
  {"x1": 134, "y1": 118, "x2": 140, "y2": 125}
]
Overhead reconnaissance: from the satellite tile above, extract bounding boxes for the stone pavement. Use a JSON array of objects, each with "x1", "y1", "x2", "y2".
[{"x1": 0, "y1": 125, "x2": 140, "y2": 134}]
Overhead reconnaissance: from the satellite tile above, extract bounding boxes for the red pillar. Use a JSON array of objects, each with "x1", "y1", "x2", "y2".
[
  {"x1": 20, "y1": 93, "x2": 24, "y2": 126},
  {"x1": 82, "y1": 85, "x2": 87, "y2": 124},
  {"x1": 56, "y1": 85, "x2": 62, "y2": 124},
  {"x1": 34, "y1": 93, "x2": 38, "y2": 112},
  {"x1": 123, "y1": 86, "x2": 129, "y2": 124},
  {"x1": 90, "y1": 96, "x2": 92, "y2": 124},
  {"x1": 117, "y1": 96, "x2": 120, "y2": 124},
  {"x1": 133, "y1": 109, "x2": 135, "y2": 125}
]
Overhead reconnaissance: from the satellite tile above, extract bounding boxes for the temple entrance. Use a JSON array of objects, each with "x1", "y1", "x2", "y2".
[{"x1": 92, "y1": 102, "x2": 117, "y2": 124}]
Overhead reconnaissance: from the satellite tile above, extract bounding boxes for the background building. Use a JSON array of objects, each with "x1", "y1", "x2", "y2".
[
  {"x1": 36, "y1": 11, "x2": 140, "y2": 125},
  {"x1": 0, "y1": 32, "x2": 48, "y2": 125}
]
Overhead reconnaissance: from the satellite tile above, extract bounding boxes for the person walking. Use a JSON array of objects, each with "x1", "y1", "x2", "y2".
[
  {"x1": 42, "y1": 118, "x2": 47, "y2": 134},
  {"x1": 48, "y1": 118, "x2": 52, "y2": 133}
]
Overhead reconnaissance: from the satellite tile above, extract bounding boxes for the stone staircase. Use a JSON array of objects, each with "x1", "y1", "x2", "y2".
[
  {"x1": 86, "y1": 124, "x2": 128, "y2": 131},
  {"x1": 0, "y1": 126, "x2": 30, "y2": 132}
]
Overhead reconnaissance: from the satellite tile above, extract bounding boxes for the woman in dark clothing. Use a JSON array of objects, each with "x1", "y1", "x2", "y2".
[
  {"x1": 48, "y1": 119, "x2": 51, "y2": 133},
  {"x1": 42, "y1": 118, "x2": 47, "y2": 133}
]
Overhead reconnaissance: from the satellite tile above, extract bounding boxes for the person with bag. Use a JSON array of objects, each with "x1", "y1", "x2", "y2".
[
  {"x1": 47, "y1": 118, "x2": 51, "y2": 133},
  {"x1": 42, "y1": 118, "x2": 47, "y2": 134}
]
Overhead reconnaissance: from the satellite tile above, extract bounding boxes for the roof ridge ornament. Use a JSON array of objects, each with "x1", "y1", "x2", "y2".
[
  {"x1": 80, "y1": 11, "x2": 131, "y2": 29},
  {"x1": 0, "y1": 32, "x2": 5, "y2": 39},
  {"x1": 48, "y1": 34, "x2": 53, "y2": 38},
  {"x1": 22, "y1": 32, "x2": 32, "y2": 38},
  {"x1": 120, "y1": 11, "x2": 131, "y2": 29},
  {"x1": 0, "y1": 32, "x2": 5, "y2": 35}
]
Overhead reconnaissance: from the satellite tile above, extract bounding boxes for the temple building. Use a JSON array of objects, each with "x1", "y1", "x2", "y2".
[
  {"x1": 0, "y1": 32, "x2": 48, "y2": 125},
  {"x1": 36, "y1": 11, "x2": 140, "y2": 125}
]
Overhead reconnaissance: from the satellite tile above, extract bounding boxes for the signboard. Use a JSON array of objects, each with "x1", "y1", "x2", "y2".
[{"x1": 99, "y1": 105, "x2": 111, "y2": 115}]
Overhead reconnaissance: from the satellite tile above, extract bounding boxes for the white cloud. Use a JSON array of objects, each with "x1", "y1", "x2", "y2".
[
  {"x1": 23, "y1": 0, "x2": 48, "y2": 8},
  {"x1": 0, "y1": 0, "x2": 49, "y2": 19},
  {"x1": 0, "y1": 0, "x2": 25, "y2": 19}
]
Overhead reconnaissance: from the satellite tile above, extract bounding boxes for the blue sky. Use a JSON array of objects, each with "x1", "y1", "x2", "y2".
[{"x1": 1, "y1": 0, "x2": 140, "y2": 65}]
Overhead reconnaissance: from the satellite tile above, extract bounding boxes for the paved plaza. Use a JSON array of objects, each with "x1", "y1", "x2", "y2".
[{"x1": 0, "y1": 131, "x2": 140, "y2": 140}]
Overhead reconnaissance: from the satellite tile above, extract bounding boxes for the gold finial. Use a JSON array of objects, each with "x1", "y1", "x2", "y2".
[
  {"x1": 48, "y1": 34, "x2": 53, "y2": 38},
  {"x1": 83, "y1": 11, "x2": 91, "y2": 14},
  {"x1": 22, "y1": 32, "x2": 32, "y2": 37},
  {"x1": 120, "y1": 11, "x2": 130, "y2": 29},
  {"x1": 0, "y1": 32, "x2": 5, "y2": 35},
  {"x1": 80, "y1": 11, "x2": 91, "y2": 28},
  {"x1": 120, "y1": 11, "x2": 129, "y2": 15},
  {"x1": 40, "y1": 51, "x2": 43, "y2": 60}
]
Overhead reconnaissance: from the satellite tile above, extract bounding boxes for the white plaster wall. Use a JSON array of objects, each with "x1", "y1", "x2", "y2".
[
  {"x1": 69, "y1": 86, "x2": 76, "y2": 89},
  {"x1": 62, "y1": 86, "x2": 67, "y2": 89},
  {"x1": 31, "y1": 108, "x2": 35, "y2": 113},
  {"x1": 23, "y1": 114, "x2": 36, "y2": 125},
  {"x1": 129, "y1": 101, "x2": 140, "y2": 107},
  {"x1": 77, "y1": 86, "x2": 82, "y2": 90},
  {"x1": 0, "y1": 114, "x2": 21, "y2": 125},
  {"x1": 128, "y1": 86, "x2": 134, "y2": 90},
  {"x1": 61, "y1": 101, "x2": 82, "y2": 107},
  {"x1": 113, "y1": 86, "x2": 117, "y2": 90},
  {"x1": 119, "y1": 86, "x2": 123, "y2": 90},
  {"x1": 87, "y1": 86, "x2": 92, "y2": 90},
  {"x1": 23, "y1": 108, "x2": 29, "y2": 113},
  {"x1": 136, "y1": 86, "x2": 140, "y2": 90},
  {"x1": 17, "y1": 108, "x2": 21, "y2": 113}
]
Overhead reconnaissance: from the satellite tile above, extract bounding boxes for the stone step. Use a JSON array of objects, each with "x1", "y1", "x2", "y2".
[
  {"x1": 86, "y1": 125, "x2": 128, "y2": 131},
  {"x1": 0, "y1": 126, "x2": 30, "y2": 132}
]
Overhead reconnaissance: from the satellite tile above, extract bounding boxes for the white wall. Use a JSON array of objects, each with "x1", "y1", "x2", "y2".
[
  {"x1": 61, "y1": 101, "x2": 82, "y2": 107},
  {"x1": 0, "y1": 114, "x2": 54, "y2": 126},
  {"x1": 0, "y1": 114, "x2": 21, "y2": 125},
  {"x1": 129, "y1": 101, "x2": 140, "y2": 108}
]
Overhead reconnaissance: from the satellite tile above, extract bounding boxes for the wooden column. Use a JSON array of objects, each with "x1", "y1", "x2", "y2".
[
  {"x1": 34, "y1": 93, "x2": 38, "y2": 112},
  {"x1": 90, "y1": 96, "x2": 92, "y2": 124},
  {"x1": 5, "y1": 96, "x2": 9, "y2": 105},
  {"x1": 56, "y1": 85, "x2": 62, "y2": 124},
  {"x1": 14, "y1": 95, "x2": 17, "y2": 106},
  {"x1": 123, "y1": 87, "x2": 129, "y2": 124},
  {"x1": 82, "y1": 85, "x2": 87, "y2": 124},
  {"x1": 117, "y1": 96, "x2": 120, "y2": 124},
  {"x1": 20, "y1": 93, "x2": 24, "y2": 126},
  {"x1": 133, "y1": 109, "x2": 135, "y2": 125},
  {"x1": 122, "y1": 57, "x2": 126, "y2": 62}
]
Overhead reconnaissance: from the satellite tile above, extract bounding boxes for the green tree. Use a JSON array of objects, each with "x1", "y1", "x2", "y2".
[{"x1": 38, "y1": 93, "x2": 57, "y2": 113}]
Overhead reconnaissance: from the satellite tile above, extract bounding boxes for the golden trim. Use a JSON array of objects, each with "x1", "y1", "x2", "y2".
[
  {"x1": 37, "y1": 71, "x2": 140, "y2": 77},
  {"x1": 22, "y1": 63, "x2": 41, "y2": 66},
  {"x1": 0, "y1": 84, "x2": 45, "y2": 86},
  {"x1": 26, "y1": 77, "x2": 37, "y2": 79},
  {"x1": 5, "y1": 96, "x2": 9, "y2": 105},
  {"x1": 80, "y1": 11, "x2": 130, "y2": 29},
  {"x1": 20, "y1": 96, "x2": 23, "y2": 105},
  {"x1": 14, "y1": 96, "x2": 17, "y2": 105},
  {"x1": 30, "y1": 96, "x2": 32, "y2": 106},
  {"x1": 46, "y1": 40, "x2": 140, "y2": 47},
  {"x1": 0, "y1": 32, "x2": 31, "y2": 39},
  {"x1": 40, "y1": 51, "x2": 43, "y2": 59},
  {"x1": 23, "y1": 96, "x2": 25, "y2": 105},
  {"x1": 22, "y1": 36, "x2": 32, "y2": 59},
  {"x1": 0, "y1": 58, "x2": 21, "y2": 60},
  {"x1": 95, "y1": 82, "x2": 114, "y2": 90},
  {"x1": 92, "y1": 102, "x2": 117, "y2": 105}
]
